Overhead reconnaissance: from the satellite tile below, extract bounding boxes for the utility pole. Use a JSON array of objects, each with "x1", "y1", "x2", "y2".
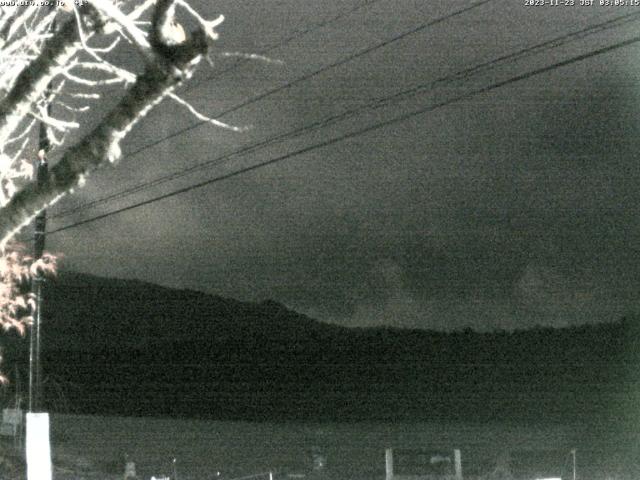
[
  {"x1": 28, "y1": 2, "x2": 55, "y2": 416},
  {"x1": 28, "y1": 128, "x2": 49, "y2": 413},
  {"x1": 26, "y1": 13, "x2": 54, "y2": 480},
  {"x1": 25, "y1": 102, "x2": 53, "y2": 480}
]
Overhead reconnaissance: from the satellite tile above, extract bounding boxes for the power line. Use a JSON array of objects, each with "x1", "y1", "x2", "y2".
[
  {"x1": 188, "y1": 0, "x2": 384, "y2": 92},
  {"x1": 51, "y1": 9, "x2": 640, "y2": 220},
  {"x1": 47, "y1": 32, "x2": 640, "y2": 236},
  {"x1": 119, "y1": 1, "x2": 494, "y2": 158},
  {"x1": 51, "y1": 0, "x2": 494, "y2": 219},
  {"x1": 200, "y1": 0, "x2": 495, "y2": 118},
  {"x1": 46, "y1": 1, "x2": 382, "y2": 221},
  {"x1": 368, "y1": 9, "x2": 640, "y2": 109}
]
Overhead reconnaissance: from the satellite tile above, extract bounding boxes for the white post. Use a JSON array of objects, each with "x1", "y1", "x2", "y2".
[
  {"x1": 385, "y1": 448, "x2": 394, "y2": 480},
  {"x1": 124, "y1": 460, "x2": 136, "y2": 480},
  {"x1": 454, "y1": 449, "x2": 462, "y2": 480},
  {"x1": 26, "y1": 412, "x2": 52, "y2": 480}
]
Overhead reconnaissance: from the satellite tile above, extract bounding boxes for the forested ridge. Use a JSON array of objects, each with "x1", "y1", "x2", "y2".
[{"x1": 2, "y1": 272, "x2": 637, "y2": 423}]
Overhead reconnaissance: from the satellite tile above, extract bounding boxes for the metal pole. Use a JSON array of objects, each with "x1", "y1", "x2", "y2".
[
  {"x1": 172, "y1": 458, "x2": 179, "y2": 480},
  {"x1": 26, "y1": 11, "x2": 55, "y2": 480},
  {"x1": 454, "y1": 449, "x2": 463, "y2": 480},
  {"x1": 28, "y1": 109, "x2": 50, "y2": 413},
  {"x1": 385, "y1": 448, "x2": 394, "y2": 480}
]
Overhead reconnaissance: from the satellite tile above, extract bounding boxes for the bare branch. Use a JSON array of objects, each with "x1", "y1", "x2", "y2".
[
  {"x1": 175, "y1": 0, "x2": 222, "y2": 41},
  {"x1": 168, "y1": 93, "x2": 247, "y2": 132},
  {"x1": 0, "y1": 5, "x2": 104, "y2": 148},
  {"x1": 0, "y1": 0, "x2": 212, "y2": 244},
  {"x1": 9, "y1": 137, "x2": 32, "y2": 165},
  {"x1": 6, "y1": 118, "x2": 36, "y2": 145},
  {"x1": 31, "y1": 108, "x2": 80, "y2": 131},
  {"x1": 127, "y1": 0, "x2": 158, "y2": 21},
  {"x1": 219, "y1": 51, "x2": 283, "y2": 65},
  {"x1": 89, "y1": 0, "x2": 153, "y2": 59}
]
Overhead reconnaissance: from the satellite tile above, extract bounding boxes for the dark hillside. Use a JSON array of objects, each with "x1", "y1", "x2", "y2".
[{"x1": 1, "y1": 272, "x2": 637, "y2": 424}]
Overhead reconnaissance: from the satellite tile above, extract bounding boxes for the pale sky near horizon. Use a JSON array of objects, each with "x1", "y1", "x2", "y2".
[{"x1": 30, "y1": 0, "x2": 640, "y2": 330}]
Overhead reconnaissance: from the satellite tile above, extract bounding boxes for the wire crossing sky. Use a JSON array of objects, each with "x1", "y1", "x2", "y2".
[
  {"x1": 50, "y1": 8, "x2": 640, "y2": 222},
  {"x1": 52, "y1": 0, "x2": 497, "y2": 220},
  {"x1": 47, "y1": 29, "x2": 640, "y2": 235}
]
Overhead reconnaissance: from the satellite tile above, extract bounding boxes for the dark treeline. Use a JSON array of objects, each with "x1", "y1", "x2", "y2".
[{"x1": 2, "y1": 272, "x2": 639, "y2": 424}]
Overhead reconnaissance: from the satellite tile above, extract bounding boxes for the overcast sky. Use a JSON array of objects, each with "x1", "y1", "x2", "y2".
[{"x1": 33, "y1": 0, "x2": 640, "y2": 330}]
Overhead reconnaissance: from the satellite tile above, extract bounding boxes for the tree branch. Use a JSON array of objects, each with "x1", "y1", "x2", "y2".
[
  {"x1": 0, "y1": 0, "x2": 210, "y2": 245},
  {"x1": 0, "y1": 6, "x2": 103, "y2": 149}
]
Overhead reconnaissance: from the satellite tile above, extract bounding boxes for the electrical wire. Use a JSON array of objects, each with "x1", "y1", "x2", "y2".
[
  {"x1": 116, "y1": 1, "x2": 494, "y2": 159},
  {"x1": 188, "y1": 0, "x2": 385, "y2": 92},
  {"x1": 50, "y1": 9, "x2": 640, "y2": 221},
  {"x1": 51, "y1": 0, "x2": 495, "y2": 219},
  {"x1": 46, "y1": 32, "x2": 640, "y2": 236}
]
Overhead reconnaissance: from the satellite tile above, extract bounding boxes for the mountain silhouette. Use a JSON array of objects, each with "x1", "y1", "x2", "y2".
[{"x1": 0, "y1": 271, "x2": 636, "y2": 424}]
